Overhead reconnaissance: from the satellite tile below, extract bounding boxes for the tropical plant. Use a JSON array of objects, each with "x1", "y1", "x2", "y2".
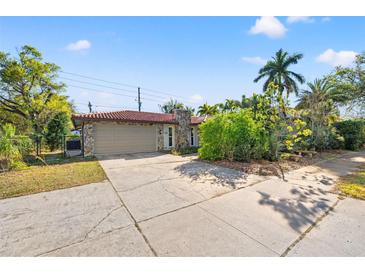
[
  {"x1": 296, "y1": 78, "x2": 343, "y2": 150},
  {"x1": 159, "y1": 98, "x2": 185, "y2": 114},
  {"x1": 197, "y1": 103, "x2": 219, "y2": 116},
  {"x1": 221, "y1": 99, "x2": 241, "y2": 112},
  {"x1": 283, "y1": 118, "x2": 312, "y2": 152},
  {"x1": 254, "y1": 48, "x2": 305, "y2": 98},
  {"x1": 184, "y1": 106, "x2": 196, "y2": 116},
  {"x1": 0, "y1": 124, "x2": 32, "y2": 171},
  {"x1": 240, "y1": 95, "x2": 254, "y2": 109}
]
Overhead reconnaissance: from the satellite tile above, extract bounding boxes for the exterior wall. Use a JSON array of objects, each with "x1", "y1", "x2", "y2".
[
  {"x1": 174, "y1": 109, "x2": 191, "y2": 150},
  {"x1": 81, "y1": 112, "x2": 198, "y2": 156}
]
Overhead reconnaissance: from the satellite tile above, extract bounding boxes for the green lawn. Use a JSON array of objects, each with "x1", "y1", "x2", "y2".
[
  {"x1": 0, "y1": 155, "x2": 107, "y2": 199},
  {"x1": 336, "y1": 165, "x2": 365, "y2": 200}
]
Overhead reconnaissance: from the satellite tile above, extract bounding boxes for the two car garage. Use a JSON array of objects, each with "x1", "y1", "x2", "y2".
[{"x1": 93, "y1": 123, "x2": 157, "y2": 155}]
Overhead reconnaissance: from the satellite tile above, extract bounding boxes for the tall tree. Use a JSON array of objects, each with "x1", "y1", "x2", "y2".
[
  {"x1": 328, "y1": 52, "x2": 365, "y2": 116},
  {"x1": 254, "y1": 49, "x2": 305, "y2": 97},
  {"x1": 0, "y1": 45, "x2": 70, "y2": 136}
]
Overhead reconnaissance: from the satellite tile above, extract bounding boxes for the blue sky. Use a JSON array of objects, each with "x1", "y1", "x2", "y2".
[{"x1": 1, "y1": 16, "x2": 364, "y2": 113}]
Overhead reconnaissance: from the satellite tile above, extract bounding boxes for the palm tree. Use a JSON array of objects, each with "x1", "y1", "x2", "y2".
[
  {"x1": 296, "y1": 78, "x2": 339, "y2": 149},
  {"x1": 240, "y1": 95, "x2": 253, "y2": 109},
  {"x1": 184, "y1": 106, "x2": 196, "y2": 116},
  {"x1": 254, "y1": 49, "x2": 305, "y2": 97},
  {"x1": 159, "y1": 98, "x2": 185, "y2": 114},
  {"x1": 296, "y1": 78, "x2": 337, "y2": 110},
  {"x1": 197, "y1": 103, "x2": 218, "y2": 116},
  {"x1": 222, "y1": 99, "x2": 241, "y2": 112}
]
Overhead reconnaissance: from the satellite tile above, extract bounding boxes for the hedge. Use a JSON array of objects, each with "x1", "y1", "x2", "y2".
[
  {"x1": 198, "y1": 110, "x2": 269, "y2": 161},
  {"x1": 334, "y1": 119, "x2": 365, "y2": 150}
]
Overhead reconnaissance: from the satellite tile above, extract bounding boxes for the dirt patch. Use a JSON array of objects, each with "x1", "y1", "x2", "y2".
[{"x1": 205, "y1": 150, "x2": 347, "y2": 178}]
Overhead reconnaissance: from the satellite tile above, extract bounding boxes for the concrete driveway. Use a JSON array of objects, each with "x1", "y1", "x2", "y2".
[{"x1": 1, "y1": 151, "x2": 365, "y2": 256}]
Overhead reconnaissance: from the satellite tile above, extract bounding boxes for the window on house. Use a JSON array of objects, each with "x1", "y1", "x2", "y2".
[
  {"x1": 191, "y1": 128, "x2": 194, "y2": 146},
  {"x1": 168, "y1": 127, "x2": 173, "y2": 147}
]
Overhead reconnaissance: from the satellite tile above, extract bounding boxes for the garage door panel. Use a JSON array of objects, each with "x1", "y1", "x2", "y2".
[{"x1": 94, "y1": 123, "x2": 157, "y2": 155}]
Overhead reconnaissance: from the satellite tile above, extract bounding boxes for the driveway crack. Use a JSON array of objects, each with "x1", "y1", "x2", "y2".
[
  {"x1": 122, "y1": 176, "x2": 182, "y2": 192},
  {"x1": 106, "y1": 179, "x2": 158, "y2": 256},
  {"x1": 35, "y1": 206, "x2": 127, "y2": 257}
]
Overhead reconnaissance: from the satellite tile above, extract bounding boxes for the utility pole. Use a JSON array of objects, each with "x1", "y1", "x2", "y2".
[
  {"x1": 88, "y1": 101, "x2": 92, "y2": 113},
  {"x1": 137, "y1": 87, "x2": 142, "y2": 112}
]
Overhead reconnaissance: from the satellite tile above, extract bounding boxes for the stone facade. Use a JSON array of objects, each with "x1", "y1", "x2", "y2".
[
  {"x1": 83, "y1": 123, "x2": 94, "y2": 157},
  {"x1": 173, "y1": 109, "x2": 191, "y2": 150},
  {"x1": 156, "y1": 123, "x2": 164, "y2": 151}
]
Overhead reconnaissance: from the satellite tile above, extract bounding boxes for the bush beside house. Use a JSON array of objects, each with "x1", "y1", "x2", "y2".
[{"x1": 198, "y1": 110, "x2": 269, "y2": 161}]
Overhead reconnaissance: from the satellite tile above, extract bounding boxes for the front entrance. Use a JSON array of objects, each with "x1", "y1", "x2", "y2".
[{"x1": 163, "y1": 125, "x2": 175, "y2": 149}]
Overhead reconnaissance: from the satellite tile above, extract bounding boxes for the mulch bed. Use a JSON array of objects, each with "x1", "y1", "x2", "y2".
[{"x1": 206, "y1": 150, "x2": 346, "y2": 177}]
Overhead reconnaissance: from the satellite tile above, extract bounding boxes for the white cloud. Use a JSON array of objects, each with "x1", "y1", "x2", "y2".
[
  {"x1": 322, "y1": 17, "x2": 331, "y2": 22},
  {"x1": 66, "y1": 40, "x2": 91, "y2": 51},
  {"x1": 287, "y1": 16, "x2": 315, "y2": 24},
  {"x1": 316, "y1": 49, "x2": 357, "y2": 67},
  {"x1": 249, "y1": 16, "x2": 287, "y2": 39},
  {"x1": 190, "y1": 94, "x2": 203, "y2": 103},
  {"x1": 242, "y1": 56, "x2": 267, "y2": 65}
]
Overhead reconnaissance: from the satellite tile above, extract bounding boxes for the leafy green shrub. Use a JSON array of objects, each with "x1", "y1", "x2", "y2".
[
  {"x1": 45, "y1": 112, "x2": 70, "y2": 151},
  {"x1": 334, "y1": 119, "x2": 365, "y2": 150},
  {"x1": 0, "y1": 124, "x2": 32, "y2": 171},
  {"x1": 198, "y1": 110, "x2": 269, "y2": 161},
  {"x1": 305, "y1": 125, "x2": 344, "y2": 150}
]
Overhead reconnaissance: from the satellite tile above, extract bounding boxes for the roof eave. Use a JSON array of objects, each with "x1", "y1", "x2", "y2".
[{"x1": 71, "y1": 117, "x2": 179, "y2": 125}]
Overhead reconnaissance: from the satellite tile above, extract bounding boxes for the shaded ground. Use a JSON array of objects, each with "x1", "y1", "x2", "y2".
[{"x1": 1, "y1": 150, "x2": 365, "y2": 256}]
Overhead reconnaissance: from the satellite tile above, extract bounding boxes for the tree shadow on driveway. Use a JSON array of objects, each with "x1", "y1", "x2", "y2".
[
  {"x1": 257, "y1": 186, "x2": 334, "y2": 233},
  {"x1": 174, "y1": 160, "x2": 248, "y2": 189}
]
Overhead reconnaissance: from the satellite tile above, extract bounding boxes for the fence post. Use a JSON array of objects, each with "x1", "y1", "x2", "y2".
[{"x1": 63, "y1": 135, "x2": 66, "y2": 158}]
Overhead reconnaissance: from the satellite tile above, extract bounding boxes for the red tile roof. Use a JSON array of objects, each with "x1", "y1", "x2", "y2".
[
  {"x1": 72, "y1": 110, "x2": 205, "y2": 125},
  {"x1": 191, "y1": 116, "x2": 206, "y2": 125}
]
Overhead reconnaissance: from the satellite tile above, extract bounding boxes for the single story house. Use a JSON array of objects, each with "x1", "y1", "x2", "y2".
[{"x1": 72, "y1": 109, "x2": 206, "y2": 156}]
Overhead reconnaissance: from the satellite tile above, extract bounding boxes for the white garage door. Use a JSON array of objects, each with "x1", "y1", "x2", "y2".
[{"x1": 94, "y1": 123, "x2": 157, "y2": 155}]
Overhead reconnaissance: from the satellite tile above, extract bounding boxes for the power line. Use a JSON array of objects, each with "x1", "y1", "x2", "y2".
[
  {"x1": 68, "y1": 84, "x2": 166, "y2": 104},
  {"x1": 67, "y1": 84, "x2": 137, "y2": 99},
  {"x1": 60, "y1": 71, "x2": 138, "y2": 89},
  {"x1": 61, "y1": 76, "x2": 169, "y2": 101},
  {"x1": 60, "y1": 77, "x2": 138, "y2": 95},
  {"x1": 67, "y1": 85, "x2": 165, "y2": 103},
  {"x1": 60, "y1": 70, "x2": 193, "y2": 102}
]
